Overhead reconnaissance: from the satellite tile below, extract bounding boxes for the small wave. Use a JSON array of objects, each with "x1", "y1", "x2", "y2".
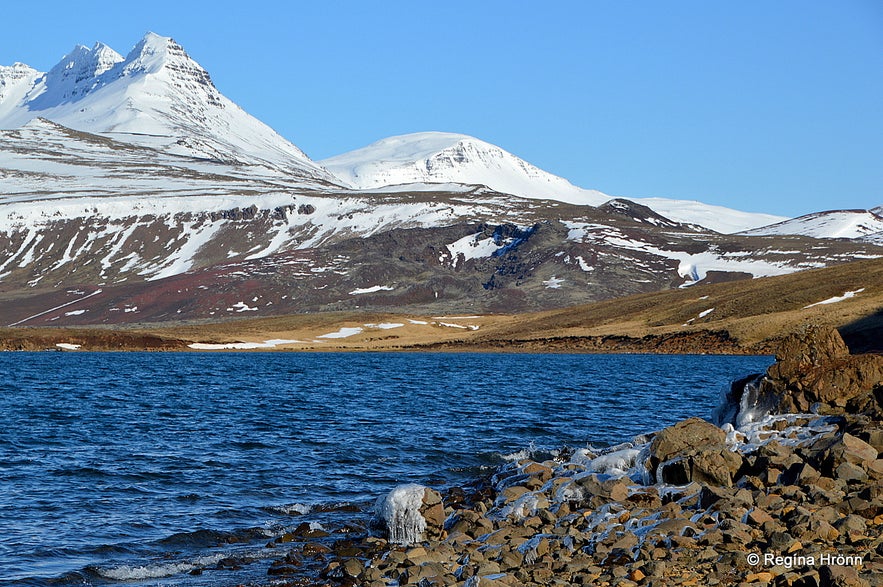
[
  {"x1": 266, "y1": 502, "x2": 311, "y2": 515},
  {"x1": 499, "y1": 443, "x2": 561, "y2": 463},
  {"x1": 95, "y1": 553, "x2": 227, "y2": 580},
  {"x1": 230, "y1": 440, "x2": 275, "y2": 450},
  {"x1": 157, "y1": 527, "x2": 267, "y2": 548}
]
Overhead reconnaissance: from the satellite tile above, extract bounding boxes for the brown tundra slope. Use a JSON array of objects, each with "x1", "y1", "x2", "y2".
[{"x1": 2, "y1": 258, "x2": 880, "y2": 354}]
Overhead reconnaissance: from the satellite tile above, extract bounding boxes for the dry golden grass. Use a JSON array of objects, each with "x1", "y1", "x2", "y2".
[{"x1": 4, "y1": 259, "x2": 881, "y2": 353}]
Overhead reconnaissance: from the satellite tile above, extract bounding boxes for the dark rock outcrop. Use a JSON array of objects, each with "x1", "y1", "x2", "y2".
[{"x1": 719, "y1": 325, "x2": 883, "y2": 426}]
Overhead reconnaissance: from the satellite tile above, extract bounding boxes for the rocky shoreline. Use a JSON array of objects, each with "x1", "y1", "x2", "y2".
[{"x1": 262, "y1": 325, "x2": 882, "y2": 587}]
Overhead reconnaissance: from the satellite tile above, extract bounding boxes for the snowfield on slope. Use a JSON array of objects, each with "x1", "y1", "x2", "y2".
[{"x1": 322, "y1": 132, "x2": 787, "y2": 233}]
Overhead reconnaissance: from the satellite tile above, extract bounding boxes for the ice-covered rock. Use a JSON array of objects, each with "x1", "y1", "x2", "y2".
[{"x1": 374, "y1": 483, "x2": 444, "y2": 545}]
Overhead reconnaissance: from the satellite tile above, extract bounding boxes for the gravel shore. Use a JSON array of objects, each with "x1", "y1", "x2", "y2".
[{"x1": 267, "y1": 325, "x2": 882, "y2": 587}]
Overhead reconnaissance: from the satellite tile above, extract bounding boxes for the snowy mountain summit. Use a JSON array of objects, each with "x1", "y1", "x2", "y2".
[
  {"x1": 322, "y1": 132, "x2": 610, "y2": 207},
  {"x1": 322, "y1": 132, "x2": 787, "y2": 233},
  {"x1": 0, "y1": 33, "x2": 335, "y2": 182}
]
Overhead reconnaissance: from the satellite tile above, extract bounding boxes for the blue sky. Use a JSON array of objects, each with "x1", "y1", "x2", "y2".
[{"x1": 1, "y1": 1, "x2": 880, "y2": 217}]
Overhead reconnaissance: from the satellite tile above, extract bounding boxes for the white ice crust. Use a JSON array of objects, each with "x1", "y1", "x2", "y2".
[{"x1": 374, "y1": 483, "x2": 428, "y2": 546}]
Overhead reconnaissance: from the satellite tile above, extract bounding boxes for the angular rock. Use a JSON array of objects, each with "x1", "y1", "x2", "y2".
[{"x1": 651, "y1": 418, "x2": 727, "y2": 463}]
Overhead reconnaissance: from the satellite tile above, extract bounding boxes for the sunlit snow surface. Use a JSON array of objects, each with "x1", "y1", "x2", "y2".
[
  {"x1": 0, "y1": 33, "x2": 334, "y2": 181},
  {"x1": 563, "y1": 222, "x2": 800, "y2": 282},
  {"x1": 804, "y1": 288, "x2": 865, "y2": 308},
  {"x1": 744, "y1": 210, "x2": 883, "y2": 239},
  {"x1": 322, "y1": 132, "x2": 787, "y2": 233}
]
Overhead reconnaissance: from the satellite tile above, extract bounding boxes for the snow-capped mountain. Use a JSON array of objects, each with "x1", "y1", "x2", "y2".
[
  {"x1": 322, "y1": 132, "x2": 610, "y2": 206},
  {"x1": 321, "y1": 132, "x2": 787, "y2": 233},
  {"x1": 742, "y1": 209, "x2": 883, "y2": 242},
  {"x1": 0, "y1": 33, "x2": 336, "y2": 182},
  {"x1": 1, "y1": 34, "x2": 881, "y2": 327}
]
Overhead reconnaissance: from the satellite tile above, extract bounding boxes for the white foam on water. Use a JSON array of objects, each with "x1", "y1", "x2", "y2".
[
  {"x1": 271, "y1": 503, "x2": 311, "y2": 515},
  {"x1": 98, "y1": 553, "x2": 228, "y2": 580}
]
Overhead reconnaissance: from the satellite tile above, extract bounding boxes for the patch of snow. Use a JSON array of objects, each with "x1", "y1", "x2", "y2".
[
  {"x1": 575, "y1": 256, "x2": 594, "y2": 271},
  {"x1": 432, "y1": 316, "x2": 482, "y2": 319},
  {"x1": 365, "y1": 323, "x2": 405, "y2": 330},
  {"x1": 804, "y1": 288, "x2": 865, "y2": 308},
  {"x1": 349, "y1": 285, "x2": 394, "y2": 295},
  {"x1": 8, "y1": 288, "x2": 103, "y2": 327},
  {"x1": 445, "y1": 232, "x2": 508, "y2": 268},
  {"x1": 317, "y1": 327, "x2": 363, "y2": 339},
  {"x1": 55, "y1": 343, "x2": 81, "y2": 350},
  {"x1": 64, "y1": 309, "x2": 86, "y2": 316},
  {"x1": 744, "y1": 210, "x2": 883, "y2": 239},
  {"x1": 188, "y1": 339, "x2": 301, "y2": 350},
  {"x1": 227, "y1": 301, "x2": 258, "y2": 312},
  {"x1": 543, "y1": 276, "x2": 564, "y2": 289},
  {"x1": 698, "y1": 308, "x2": 715, "y2": 318}
]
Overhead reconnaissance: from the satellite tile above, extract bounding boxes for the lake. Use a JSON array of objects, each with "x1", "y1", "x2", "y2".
[{"x1": 0, "y1": 352, "x2": 772, "y2": 585}]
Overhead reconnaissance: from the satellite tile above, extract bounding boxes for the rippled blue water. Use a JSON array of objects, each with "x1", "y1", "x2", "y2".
[{"x1": 0, "y1": 352, "x2": 772, "y2": 585}]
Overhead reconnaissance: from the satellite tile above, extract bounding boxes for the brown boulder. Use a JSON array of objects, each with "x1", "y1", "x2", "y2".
[
  {"x1": 650, "y1": 418, "x2": 741, "y2": 486},
  {"x1": 651, "y1": 418, "x2": 726, "y2": 463}
]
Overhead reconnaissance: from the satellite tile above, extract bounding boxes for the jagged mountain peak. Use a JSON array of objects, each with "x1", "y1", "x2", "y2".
[
  {"x1": 0, "y1": 63, "x2": 40, "y2": 110},
  {"x1": 29, "y1": 42, "x2": 124, "y2": 107},
  {"x1": 0, "y1": 33, "x2": 336, "y2": 182},
  {"x1": 120, "y1": 32, "x2": 213, "y2": 88}
]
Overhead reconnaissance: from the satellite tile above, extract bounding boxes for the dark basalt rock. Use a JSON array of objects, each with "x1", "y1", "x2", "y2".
[{"x1": 718, "y1": 325, "x2": 883, "y2": 426}]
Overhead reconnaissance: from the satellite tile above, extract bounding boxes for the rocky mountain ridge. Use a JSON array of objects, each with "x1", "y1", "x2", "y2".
[
  {"x1": 0, "y1": 33, "x2": 335, "y2": 181},
  {"x1": 1, "y1": 34, "x2": 882, "y2": 327},
  {"x1": 321, "y1": 131, "x2": 788, "y2": 234}
]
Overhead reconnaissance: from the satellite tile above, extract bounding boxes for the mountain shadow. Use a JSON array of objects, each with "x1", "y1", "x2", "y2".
[{"x1": 839, "y1": 308, "x2": 883, "y2": 354}]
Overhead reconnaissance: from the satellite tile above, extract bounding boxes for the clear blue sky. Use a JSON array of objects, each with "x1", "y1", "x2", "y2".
[{"x1": 1, "y1": 1, "x2": 880, "y2": 217}]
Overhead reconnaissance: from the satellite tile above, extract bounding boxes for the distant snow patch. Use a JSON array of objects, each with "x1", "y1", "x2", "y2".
[
  {"x1": 698, "y1": 308, "x2": 715, "y2": 318},
  {"x1": 575, "y1": 256, "x2": 594, "y2": 272},
  {"x1": 228, "y1": 301, "x2": 257, "y2": 312},
  {"x1": 543, "y1": 276, "x2": 564, "y2": 289},
  {"x1": 317, "y1": 327, "x2": 364, "y2": 339},
  {"x1": 188, "y1": 339, "x2": 301, "y2": 350},
  {"x1": 64, "y1": 309, "x2": 86, "y2": 316},
  {"x1": 436, "y1": 322, "x2": 479, "y2": 331},
  {"x1": 408, "y1": 319, "x2": 429, "y2": 325},
  {"x1": 56, "y1": 343, "x2": 81, "y2": 350},
  {"x1": 445, "y1": 232, "x2": 507, "y2": 268},
  {"x1": 365, "y1": 323, "x2": 404, "y2": 330},
  {"x1": 349, "y1": 285, "x2": 394, "y2": 295},
  {"x1": 804, "y1": 288, "x2": 865, "y2": 309}
]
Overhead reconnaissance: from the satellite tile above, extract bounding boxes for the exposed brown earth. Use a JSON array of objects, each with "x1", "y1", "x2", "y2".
[{"x1": 4, "y1": 258, "x2": 880, "y2": 355}]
